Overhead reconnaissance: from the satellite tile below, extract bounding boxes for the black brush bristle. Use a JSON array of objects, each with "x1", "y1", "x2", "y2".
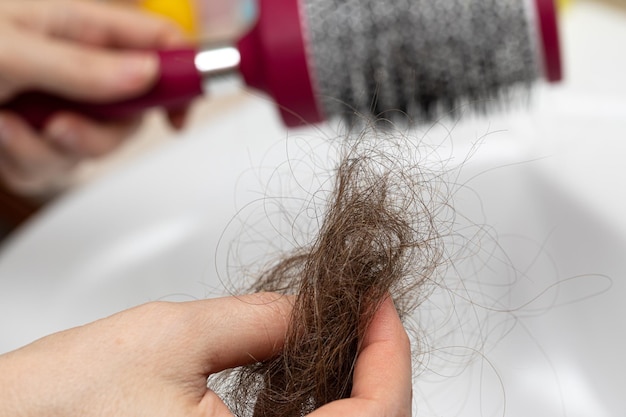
[{"x1": 303, "y1": 0, "x2": 540, "y2": 123}]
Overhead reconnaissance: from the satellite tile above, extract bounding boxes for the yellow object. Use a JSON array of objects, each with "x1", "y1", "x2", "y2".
[
  {"x1": 558, "y1": 0, "x2": 572, "y2": 9},
  {"x1": 140, "y1": 0, "x2": 198, "y2": 36}
]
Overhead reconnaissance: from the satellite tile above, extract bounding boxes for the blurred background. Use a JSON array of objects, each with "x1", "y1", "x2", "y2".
[{"x1": 0, "y1": 0, "x2": 625, "y2": 415}]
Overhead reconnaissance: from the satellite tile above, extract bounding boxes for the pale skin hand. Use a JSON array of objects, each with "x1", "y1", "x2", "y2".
[
  {"x1": 0, "y1": 0, "x2": 187, "y2": 196},
  {"x1": 0, "y1": 293, "x2": 412, "y2": 417}
]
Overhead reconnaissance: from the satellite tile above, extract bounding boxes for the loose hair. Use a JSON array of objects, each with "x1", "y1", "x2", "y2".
[{"x1": 214, "y1": 128, "x2": 448, "y2": 416}]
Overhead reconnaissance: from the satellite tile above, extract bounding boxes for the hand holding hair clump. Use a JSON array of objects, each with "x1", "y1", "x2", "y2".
[{"x1": 217, "y1": 130, "x2": 446, "y2": 416}]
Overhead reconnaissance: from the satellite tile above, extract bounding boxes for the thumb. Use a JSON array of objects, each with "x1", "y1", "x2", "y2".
[
  {"x1": 182, "y1": 294, "x2": 293, "y2": 417},
  {"x1": 181, "y1": 293, "x2": 294, "y2": 374},
  {"x1": 1, "y1": 27, "x2": 159, "y2": 102},
  {"x1": 196, "y1": 390, "x2": 236, "y2": 417}
]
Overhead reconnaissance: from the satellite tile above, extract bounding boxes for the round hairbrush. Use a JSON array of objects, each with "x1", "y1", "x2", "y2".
[{"x1": 2, "y1": 0, "x2": 561, "y2": 128}]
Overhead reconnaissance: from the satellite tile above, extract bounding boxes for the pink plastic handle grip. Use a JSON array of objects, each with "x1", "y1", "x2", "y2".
[
  {"x1": 535, "y1": 0, "x2": 562, "y2": 82},
  {"x1": 237, "y1": 0, "x2": 324, "y2": 127},
  {"x1": 0, "y1": 49, "x2": 203, "y2": 130}
]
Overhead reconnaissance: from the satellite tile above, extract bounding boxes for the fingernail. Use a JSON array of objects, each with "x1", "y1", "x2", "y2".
[
  {"x1": 120, "y1": 53, "x2": 158, "y2": 88},
  {"x1": 47, "y1": 118, "x2": 78, "y2": 149}
]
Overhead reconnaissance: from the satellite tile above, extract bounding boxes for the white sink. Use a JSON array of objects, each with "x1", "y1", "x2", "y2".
[{"x1": 0, "y1": 2, "x2": 625, "y2": 416}]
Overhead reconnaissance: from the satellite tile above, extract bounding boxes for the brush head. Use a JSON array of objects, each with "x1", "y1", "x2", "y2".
[
  {"x1": 237, "y1": 0, "x2": 561, "y2": 126},
  {"x1": 304, "y1": 0, "x2": 557, "y2": 123}
]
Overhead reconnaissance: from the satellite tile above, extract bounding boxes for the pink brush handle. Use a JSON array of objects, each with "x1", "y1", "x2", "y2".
[
  {"x1": 0, "y1": 49, "x2": 203, "y2": 130},
  {"x1": 535, "y1": 0, "x2": 562, "y2": 82}
]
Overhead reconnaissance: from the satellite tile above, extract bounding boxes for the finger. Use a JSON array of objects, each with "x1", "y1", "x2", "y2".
[
  {"x1": 181, "y1": 293, "x2": 294, "y2": 375},
  {"x1": 0, "y1": 112, "x2": 75, "y2": 173},
  {"x1": 309, "y1": 298, "x2": 413, "y2": 417},
  {"x1": 0, "y1": 112, "x2": 76, "y2": 195},
  {"x1": 0, "y1": 28, "x2": 159, "y2": 102},
  {"x1": 352, "y1": 298, "x2": 412, "y2": 403},
  {"x1": 1, "y1": 0, "x2": 187, "y2": 49},
  {"x1": 44, "y1": 113, "x2": 141, "y2": 158}
]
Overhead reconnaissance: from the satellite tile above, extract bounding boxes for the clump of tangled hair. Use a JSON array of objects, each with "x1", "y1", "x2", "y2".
[{"x1": 214, "y1": 126, "x2": 447, "y2": 416}]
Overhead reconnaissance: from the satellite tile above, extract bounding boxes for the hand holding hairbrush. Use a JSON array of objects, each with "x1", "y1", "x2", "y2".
[{"x1": 2, "y1": 0, "x2": 562, "y2": 129}]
